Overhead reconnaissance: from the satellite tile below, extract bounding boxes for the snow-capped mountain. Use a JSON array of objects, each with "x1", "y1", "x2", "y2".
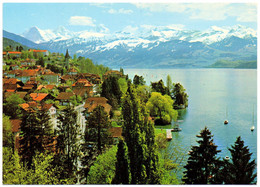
[{"x1": 5, "y1": 24, "x2": 256, "y2": 68}]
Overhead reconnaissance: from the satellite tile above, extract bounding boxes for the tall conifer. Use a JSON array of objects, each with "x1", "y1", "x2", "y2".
[
  {"x1": 220, "y1": 136, "x2": 257, "y2": 184},
  {"x1": 182, "y1": 127, "x2": 221, "y2": 184}
]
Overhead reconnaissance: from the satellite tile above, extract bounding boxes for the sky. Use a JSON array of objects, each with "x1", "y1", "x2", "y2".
[{"x1": 2, "y1": 2, "x2": 258, "y2": 35}]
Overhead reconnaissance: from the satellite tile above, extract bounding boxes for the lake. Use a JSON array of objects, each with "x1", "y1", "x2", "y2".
[{"x1": 124, "y1": 68, "x2": 257, "y2": 171}]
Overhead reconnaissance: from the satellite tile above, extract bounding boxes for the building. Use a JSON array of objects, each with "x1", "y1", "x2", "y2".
[
  {"x1": 84, "y1": 97, "x2": 112, "y2": 115},
  {"x1": 56, "y1": 92, "x2": 75, "y2": 105}
]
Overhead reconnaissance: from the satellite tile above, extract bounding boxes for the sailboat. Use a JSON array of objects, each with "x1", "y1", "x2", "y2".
[
  {"x1": 224, "y1": 106, "x2": 228, "y2": 124},
  {"x1": 251, "y1": 106, "x2": 255, "y2": 131}
]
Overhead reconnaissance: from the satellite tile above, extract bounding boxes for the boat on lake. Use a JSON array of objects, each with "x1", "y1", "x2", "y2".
[
  {"x1": 224, "y1": 106, "x2": 228, "y2": 124},
  {"x1": 251, "y1": 126, "x2": 255, "y2": 131},
  {"x1": 224, "y1": 156, "x2": 230, "y2": 161},
  {"x1": 250, "y1": 105, "x2": 255, "y2": 132},
  {"x1": 171, "y1": 127, "x2": 182, "y2": 132}
]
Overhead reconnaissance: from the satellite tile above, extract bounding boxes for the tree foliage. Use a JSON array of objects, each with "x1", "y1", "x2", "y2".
[
  {"x1": 133, "y1": 75, "x2": 146, "y2": 86},
  {"x1": 101, "y1": 75, "x2": 122, "y2": 109},
  {"x1": 55, "y1": 106, "x2": 80, "y2": 181},
  {"x1": 219, "y1": 136, "x2": 257, "y2": 184},
  {"x1": 113, "y1": 138, "x2": 131, "y2": 184},
  {"x1": 87, "y1": 146, "x2": 117, "y2": 184},
  {"x1": 151, "y1": 79, "x2": 167, "y2": 95},
  {"x1": 3, "y1": 93, "x2": 25, "y2": 119},
  {"x1": 3, "y1": 114, "x2": 13, "y2": 148},
  {"x1": 171, "y1": 83, "x2": 188, "y2": 108},
  {"x1": 146, "y1": 92, "x2": 178, "y2": 125},
  {"x1": 182, "y1": 127, "x2": 222, "y2": 184}
]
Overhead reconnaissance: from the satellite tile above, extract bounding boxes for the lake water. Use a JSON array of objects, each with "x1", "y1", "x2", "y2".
[{"x1": 125, "y1": 68, "x2": 257, "y2": 171}]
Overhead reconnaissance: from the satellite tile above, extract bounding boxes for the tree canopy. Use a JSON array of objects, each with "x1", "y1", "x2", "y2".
[{"x1": 146, "y1": 92, "x2": 178, "y2": 125}]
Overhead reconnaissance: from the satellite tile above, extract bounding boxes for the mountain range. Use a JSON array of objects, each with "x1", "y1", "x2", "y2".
[{"x1": 3, "y1": 25, "x2": 257, "y2": 68}]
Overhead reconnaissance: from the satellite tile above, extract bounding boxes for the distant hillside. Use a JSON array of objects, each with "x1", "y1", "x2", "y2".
[
  {"x1": 208, "y1": 60, "x2": 257, "y2": 69},
  {"x1": 3, "y1": 37, "x2": 30, "y2": 51},
  {"x1": 3, "y1": 30, "x2": 38, "y2": 49}
]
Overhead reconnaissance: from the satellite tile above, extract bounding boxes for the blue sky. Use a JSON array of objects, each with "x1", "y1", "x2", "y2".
[{"x1": 3, "y1": 3, "x2": 257, "y2": 34}]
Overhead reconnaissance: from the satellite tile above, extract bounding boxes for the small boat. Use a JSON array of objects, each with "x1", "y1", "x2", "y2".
[
  {"x1": 224, "y1": 106, "x2": 228, "y2": 124},
  {"x1": 171, "y1": 127, "x2": 182, "y2": 132},
  {"x1": 250, "y1": 105, "x2": 255, "y2": 132},
  {"x1": 224, "y1": 156, "x2": 230, "y2": 161}
]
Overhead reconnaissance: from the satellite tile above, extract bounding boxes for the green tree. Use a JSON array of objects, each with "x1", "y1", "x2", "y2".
[
  {"x1": 3, "y1": 94, "x2": 25, "y2": 119},
  {"x1": 112, "y1": 138, "x2": 131, "y2": 184},
  {"x1": 171, "y1": 83, "x2": 188, "y2": 108},
  {"x1": 133, "y1": 75, "x2": 146, "y2": 86},
  {"x1": 146, "y1": 92, "x2": 178, "y2": 125},
  {"x1": 118, "y1": 77, "x2": 128, "y2": 95},
  {"x1": 55, "y1": 106, "x2": 80, "y2": 181},
  {"x1": 19, "y1": 108, "x2": 53, "y2": 168},
  {"x1": 182, "y1": 127, "x2": 222, "y2": 184},
  {"x1": 151, "y1": 79, "x2": 167, "y2": 95},
  {"x1": 87, "y1": 146, "x2": 117, "y2": 184},
  {"x1": 84, "y1": 105, "x2": 113, "y2": 153},
  {"x1": 220, "y1": 136, "x2": 257, "y2": 184},
  {"x1": 3, "y1": 114, "x2": 13, "y2": 148},
  {"x1": 136, "y1": 85, "x2": 151, "y2": 104},
  {"x1": 166, "y1": 75, "x2": 173, "y2": 95},
  {"x1": 122, "y1": 82, "x2": 147, "y2": 184},
  {"x1": 101, "y1": 75, "x2": 122, "y2": 109}
]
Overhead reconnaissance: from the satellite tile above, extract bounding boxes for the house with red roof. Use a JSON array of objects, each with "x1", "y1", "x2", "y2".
[
  {"x1": 41, "y1": 69, "x2": 60, "y2": 84},
  {"x1": 29, "y1": 93, "x2": 52, "y2": 103},
  {"x1": 84, "y1": 97, "x2": 112, "y2": 115},
  {"x1": 56, "y1": 92, "x2": 75, "y2": 105},
  {"x1": 29, "y1": 49, "x2": 49, "y2": 56},
  {"x1": 72, "y1": 79, "x2": 94, "y2": 99}
]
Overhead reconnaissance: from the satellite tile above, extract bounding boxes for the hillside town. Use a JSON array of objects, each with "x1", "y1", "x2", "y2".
[{"x1": 3, "y1": 48, "x2": 124, "y2": 154}]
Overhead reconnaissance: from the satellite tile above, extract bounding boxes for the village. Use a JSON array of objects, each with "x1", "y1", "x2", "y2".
[{"x1": 3, "y1": 48, "x2": 124, "y2": 153}]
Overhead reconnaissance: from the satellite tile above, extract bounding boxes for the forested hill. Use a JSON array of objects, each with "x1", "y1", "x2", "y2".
[
  {"x1": 3, "y1": 37, "x2": 30, "y2": 51},
  {"x1": 207, "y1": 60, "x2": 257, "y2": 69}
]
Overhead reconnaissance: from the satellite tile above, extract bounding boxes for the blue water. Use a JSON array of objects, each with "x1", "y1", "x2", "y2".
[{"x1": 125, "y1": 68, "x2": 257, "y2": 169}]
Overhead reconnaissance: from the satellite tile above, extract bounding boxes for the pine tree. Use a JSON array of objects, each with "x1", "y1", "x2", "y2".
[
  {"x1": 122, "y1": 81, "x2": 147, "y2": 184},
  {"x1": 85, "y1": 105, "x2": 113, "y2": 153},
  {"x1": 220, "y1": 136, "x2": 257, "y2": 184},
  {"x1": 19, "y1": 107, "x2": 51, "y2": 168},
  {"x1": 80, "y1": 105, "x2": 113, "y2": 183},
  {"x1": 182, "y1": 127, "x2": 221, "y2": 184},
  {"x1": 55, "y1": 105, "x2": 80, "y2": 181},
  {"x1": 112, "y1": 138, "x2": 131, "y2": 184}
]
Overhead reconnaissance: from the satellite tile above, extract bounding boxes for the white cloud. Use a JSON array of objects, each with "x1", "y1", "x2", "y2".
[
  {"x1": 108, "y1": 8, "x2": 133, "y2": 14},
  {"x1": 135, "y1": 3, "x2": 257, "y2": 22},
  {"x1": 69, "y1": 16, "x2": 96, "y2": 26}
]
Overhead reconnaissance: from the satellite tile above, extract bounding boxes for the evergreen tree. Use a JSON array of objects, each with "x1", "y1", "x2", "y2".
[
  {"x1": 65, "y1": 49, "x2": 70, "y2": 59},
  {"x1": 112, "y1": 138, "x2": 131, "y2": 184},
  {"x1": 133, "y1": 75, "x2": 146, "y2": 86},
  {"x1": 151, "y1": 79, "x2": 167, "y2": 95},
  {"x1": 101, "y1": 75, "x2": 122, "y2": 109},
  {"x1": 171, "y1": 83, "x2": 188, "y2": 108},
  {"x1": 55, "y1": 106, "x2": 80, "y2": 181},
  {"x1": 80, "y1": 105, "x2": 113, "y2": 183},
  {"x1": 182, "y1": 127, "x2": 221, "y2": 184},
  {"x1": 220, "y1": 136, "x2": 257, "y2": 184},
  {"x1": 122, "y1": 81, "x2": 147, "y2": 184},
  {"x1": 85, "y1": 105, "x2": 113, "y2": 153},
  {"x1": 19, "y1": 107, "x2": 51, "y2": 168}
]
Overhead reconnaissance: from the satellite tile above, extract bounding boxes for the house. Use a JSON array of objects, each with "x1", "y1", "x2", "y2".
[
  {"x1": 56, "y1": 92, "x2": 75, "y2": 105},
  {"x1": 10, "y1": 119, "x2": 22, "y2": 135},
  {"x1": 3, "y1": 78, "x2": 24, "y2": 92},
  {"x1": 72, "y1": 79, "x2": 93, "y2": 98},
  {"x1": 84, "y1": 97, "x2": 112, "y2": 115},
  {"x1": 60, "y1": 74, "x2": 76, "y2": 84},
  {"x1": 23, "y1": 78, "x2": 39, "y2": 91},
  {"x1": 9, "y1": 64, "x2": 19, "y2": 70},
  {"x1": 77, "y1": 73, "x2": 101, "y2": 84},
  {"x1": 15, "y1": 69, "x2": 39, "y2": 83},
  {"x1": 67, "y1": 68, "x2": 78, "y2": 75},
  {"x1": 29, "y1": 93, "x2": 51, "y2": 103},
  {"x1": 37, "y1": 84, "x2": 56, "y2": 91},
  {"x1": 4, "y1": 91, "x2": 27, "y2": 100},
  {"x1": 7, "y1": 51, "x2": 22, "y2": 58},
  {"x1": 29, "y1": 49, "x2": 49, "y2": 56},
  {"x1": 103, "y1": 70, "x2": 124, "y2": 79},
  {"x1": 42, "y1": 103, "x2": 58, "y2": 130},
  {"x1": 109, "y1": 127, "x2": 123, "y2": 143},
  {"x1": 41, "y1": 69, "x2": 60, "y2": 84}
]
